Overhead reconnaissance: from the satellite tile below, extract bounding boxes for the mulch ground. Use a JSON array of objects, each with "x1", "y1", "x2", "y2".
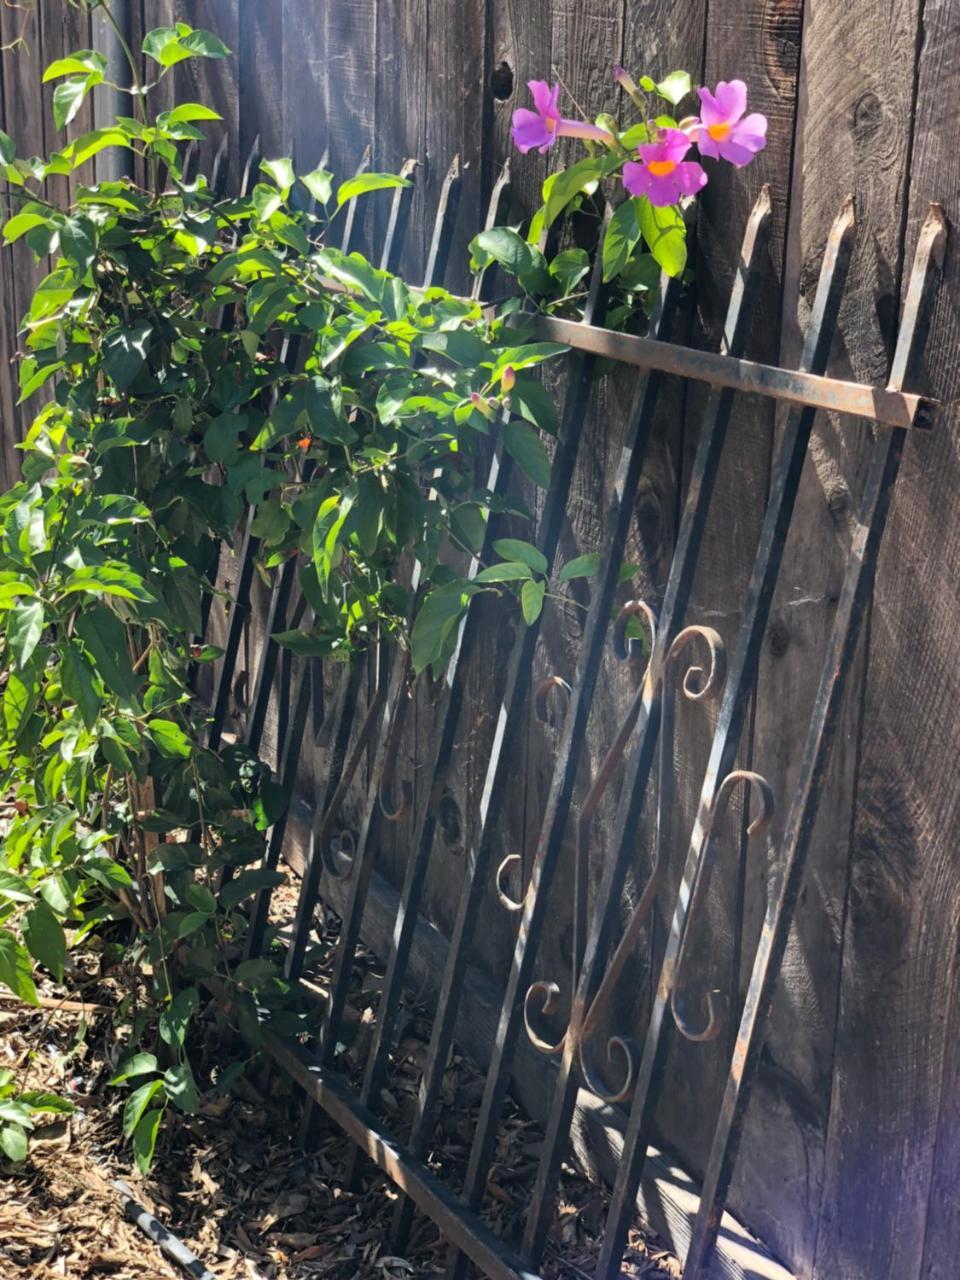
[{"x1": 0, "y1": 875, "x2": 679, "y2": 1280}]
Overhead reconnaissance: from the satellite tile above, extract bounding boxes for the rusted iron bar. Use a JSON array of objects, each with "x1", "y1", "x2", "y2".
[
  {"x1": 513, "y1": 189, "x2": 775, "y2": 1273},
  {"x1": 201, "y1": 978, "x2": 544, "y2": 1280},
  {"x1": 297, "y1": 160, "x2": 465, "y2": 1034},
  {"x1": 528, "y1": 313, "x2": 935, "y2": 430},
  {"x1": 592, "y1": 198, "x2": 858, "y2": 1277},
  {"x1": 347, "y1": 163, "x2": 538, "y2": 1190},
  {"x1": 278, "y1": 158, "x2": 425, "y2": 979},
  {"x1": 244, "y1": 608, "x2": 315, "y2": 961},
  {"x1": 678, "y1": 203, "x2": 946, "y2": 1280}
]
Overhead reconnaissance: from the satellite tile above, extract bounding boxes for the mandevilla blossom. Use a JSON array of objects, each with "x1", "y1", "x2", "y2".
[
  {"x1": 693, "y1": 80, "x2": 767, "y2": 166},
  {"x1": 511, "y1": 80, "x2": 614, "y2": 154},
  {"x1": 622, "y1": 129, "x2": 707, "y2": 207}
]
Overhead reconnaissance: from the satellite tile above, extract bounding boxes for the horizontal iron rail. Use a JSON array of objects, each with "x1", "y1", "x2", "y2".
[
  {"x1": 312, "y1": 276, "x2": 936, "y2": 430},
  {"x1": 525, "y1": 315, "x2": 935, "y2": 430},
  {"x1": 201, "y1": 978, "x2": 543, "y2": 1280}
]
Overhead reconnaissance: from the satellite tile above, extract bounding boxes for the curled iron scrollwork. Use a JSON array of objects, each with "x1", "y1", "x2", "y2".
[
  {"x1": 523, "y1": 614, "x2": 735, "y2": 1104},
  {"x1": 670, "y1": 769, "x2": 774, "y2": 1043}
]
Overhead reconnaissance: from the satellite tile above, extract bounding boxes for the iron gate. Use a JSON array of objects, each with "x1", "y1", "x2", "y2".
[{"x1": 196, "y1": 138, "x2": 945, "y2": 1280}]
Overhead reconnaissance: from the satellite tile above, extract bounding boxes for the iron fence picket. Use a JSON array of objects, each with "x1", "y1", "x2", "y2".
[
  {"x1": 590, "y1": 195, "x2": 858, "y2": 1276},
  {"x1": 521, "y1": 195, "x2": 855, "y2": 1274},
  {"x1": 444, "y1": 188, "x2": 773, "y2": 1280},
  {"x1": 675, "y1": 203, "x2": 946, "y2": 1280},
  {"x1": 188, "y1": 145, "x2": 946, "y2": 1278}
]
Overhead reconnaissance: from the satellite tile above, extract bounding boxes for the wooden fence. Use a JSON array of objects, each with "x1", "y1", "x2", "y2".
[{"x1": 2, "y1": 4, "x2": 959, "y2": 1280}]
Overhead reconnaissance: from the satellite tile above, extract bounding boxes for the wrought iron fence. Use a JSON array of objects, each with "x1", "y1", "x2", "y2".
[{"x1": 197, "y1": 141, "x2": 945, "y2": 1280}]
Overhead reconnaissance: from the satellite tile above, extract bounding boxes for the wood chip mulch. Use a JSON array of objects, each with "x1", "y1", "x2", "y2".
[{"x1": 0, "y1": 876, "x2": 678, "y2": 1280}]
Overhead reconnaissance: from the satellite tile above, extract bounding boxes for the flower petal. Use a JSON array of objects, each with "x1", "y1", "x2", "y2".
[
  {"x1": 674, "y1": 160, "x2": 708, "y2": 196},
  {"x1": 512, "y1": 109, "x2": 554, "y2": 153},
  {"x1": 713, "y1": 79, "x2": 747, "y2": 123},
  {"x1": 696, "y1": 86, "x2": 725, "y2": 127},
  {"x1": 528, "y1": 80, "x2": 560, "y2": 118},
  {"x1": 622, "y1": 161, "x2": 651, "y2": 199},
  {"x1": 733, "y1": 112, "x2": 768, "y2": 146}
]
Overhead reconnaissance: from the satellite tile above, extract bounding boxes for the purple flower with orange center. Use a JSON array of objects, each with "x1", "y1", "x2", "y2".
[
  {"x1": 693, "y1": 80, "x2": 767, "y2": 167},
  {"x1": 511, "y1": 80, "x2": 615, "y2": 154},
  {"x1": 622, "y1": 129, "x2": 707, "y2": 207}
]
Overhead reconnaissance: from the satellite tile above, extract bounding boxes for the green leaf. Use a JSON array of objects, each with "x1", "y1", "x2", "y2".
[
  {"x1": 0, "y1": 130, "x2": 13, "y2": 165},
  {"x1": 0, "y1": 1099, "x2": 33, "y2": 1127},
  {"x1": 53, "y1": 74, "x2": 100, "y2": 130},
  {"x1": 159, "y1": 988, "x2": 199, "y2": 1048},
  {"x1": 6, "y1": 598, "x2": 43, "y2": 668},
  {"x1": 110, "y1": 1052, "x2": 158, "y2": 1085},
  {"x1": 74, "y1": 607, "x2": 138, "y2": 702},
  {"x1": 511, "y1": 375, "x2": 559, "y2": 437},
  {"x1": 492, "y1": 538, "x2": 547, "y2": 575},
  {"x1": 261, "y1": 157, "x2": 295, "y2": 197},
  {"x1": 132, "y1": 1107, "x2": 163, "y2": 1174},
  {"x1": 43, "y1": 51, "x2": 107, "y2": 82},
  {"x1": 102, "y1": 322, "x2": 153, "y2": 391},
  {"x1": 549, "y1": 246, "x2": 591, "y2": 296},
  {"x1": 3, "y1": 206, "x2": 54, "y2": 244},
  {"x1": 491, "y1": 343, "x2": 567, "y2": 378},
  {"x1": 64, "y1": 562, "x2": 155, "y2": 602},
  {"x1": 656, "y1": 70, "x2": 692, "y2": 105},
  {"x1": 122, "y1": 1078, "x2": 164, "y2": 1139},
  {"x1": 559, "y1": 552, "x2": 600, "y2": 581},
  {"x1": 602, "y1": 198, "x2": 643, "y2": 282},
  {"x1": 542, "y1": 157, "x2": 603, "y2": 231},
  {"x1": 22, "y1": 903, "x2": 65, "y2": 983},
  {"x1": 521, "y1": 578, "x2": 546, "y2": 624},
  {"x1": 186, "y1": 883, "x2": 216, "y2": 914},
  {"x1": 19, "y1": 1091, "x2": 75, "y2": 1115},
  {"x1": 0, "y1": 1122, "x2": 28, "y2": 1162},
  {"x1": 147, "y1": 718, "x2": 192, "y2": 759},
  {"x1": 336, "y1": 172, "x2": 412, "y2": 206},
  {"x1": 474, "y1": 562, "x2": 532, "y2": 583},
  {"x1": 411, "y1": 585, "x2": 472, "y2": 677},
  {"x1": 161, "y1": 103, "x2": 222, "y2": 125},
  {"x1": 218, "y1": 868, "x2": 285, "y2": 912},
  {"x1": 163, "y1": 1062, "x2": 199, "y2": 1114},
  {"x1": 637, "y1": 197, "x2": 686, "y2": 278},
  {"x1": 59, "y1": 215, "x2": 96, "y2": 274},
  {"x1": 503, "y1": 421, "x2": 552, "y2": 489},
  {"x1": 181, "y1": 28, "x2": 231, "y2": 59},
  {"x1": 0, "y1": 930, "x2": 39, "y2": 1006},
  {"x1": 471, "y1": 226, "x2": 535, "y2": 277},
  {"x1": 0, "y1": 870, "x2": 33, "y2": 903},
  {"x1": 301, "y1": 168, "x2": 333, "y2": 205},
  {"x1": 177, "y1": 911, "x2": 210, "y2": 938},
  {"x1": 61, "y1": 640, "x2": 102, "y2": 731},
  {"x1": 232, "y1": 957, "x2": 277, "y2": 987},
  {"x1": 143, "y1": 25, "x2": 229, "y2": 66},
  {"x1": 450, "y1": 503, "x2": 486, "y2": 555}
]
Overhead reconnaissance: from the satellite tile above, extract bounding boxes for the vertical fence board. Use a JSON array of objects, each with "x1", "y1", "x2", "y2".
[
  {"x1": 750, "y1": 1, "x2": 925, "y2": 1277},
  {"x1": 815, "y1": 1, "x2": 960, "y2": 1278},
  {"x1": 665, "y1": 0, "x2": 808, "y2": 1264}
]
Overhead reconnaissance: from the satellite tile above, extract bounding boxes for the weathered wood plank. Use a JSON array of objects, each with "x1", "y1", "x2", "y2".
[
  {"x1": 740, "y1": 1, "x2": 925, "y2": 1277},
  {"x1": 810, "y1": 1, "x2": 960, "y2": 1278},
  {"x1": 666, "y1": 0, "x2": 805, "y2": 1263}
]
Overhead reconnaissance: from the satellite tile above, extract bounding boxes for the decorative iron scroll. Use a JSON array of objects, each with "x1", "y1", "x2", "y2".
[{"x1": 198, "y1": 137, "x2": 946, "y2": 1280}]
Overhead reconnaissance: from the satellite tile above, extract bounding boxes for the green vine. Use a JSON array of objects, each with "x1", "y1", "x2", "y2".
[{"x1": 0, "y1": 11, "x2": 572, "y2": 1171}]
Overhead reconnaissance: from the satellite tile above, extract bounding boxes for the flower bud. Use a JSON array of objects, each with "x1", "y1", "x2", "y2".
[
  {"x1": 501, "y1": 364, "x2": 516, "y2": 392},
  {"x1": 471, "y1": 390, "x2": 495, "y2": 420}
]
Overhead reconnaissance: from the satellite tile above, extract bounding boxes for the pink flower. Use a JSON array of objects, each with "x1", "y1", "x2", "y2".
[
  {"x1": 511, "y1": 80, "x2": 614, "y2": 154},
  {"x1": 693, "y1": 80, "x2": 767, "y2": 167},
  {"x1": 622, "y1": 129, "x2": 707, "y2": 207}
]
